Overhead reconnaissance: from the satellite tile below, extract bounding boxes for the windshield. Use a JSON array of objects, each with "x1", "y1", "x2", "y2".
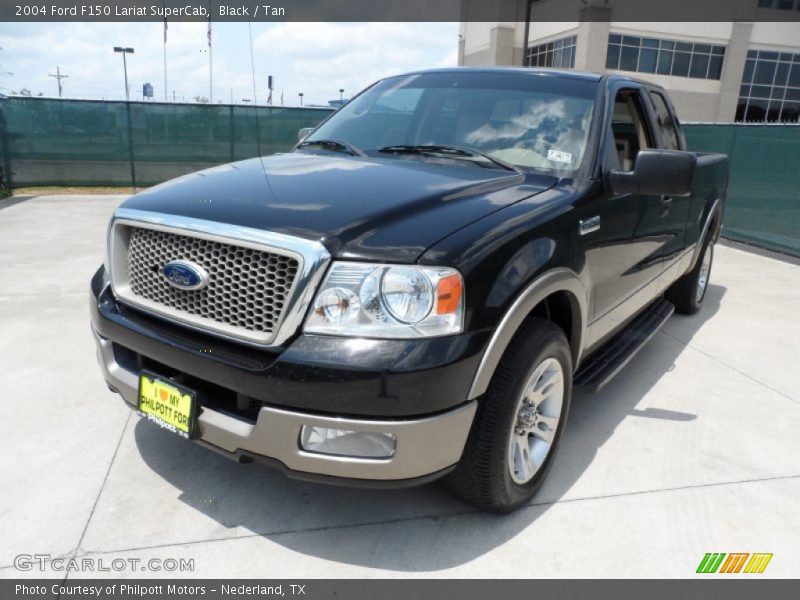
[{"x1": 303, "y1": 71, "x2": 598, "y2": 175}]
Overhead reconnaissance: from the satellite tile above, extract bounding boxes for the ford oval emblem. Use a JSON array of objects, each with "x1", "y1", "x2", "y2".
[{"x1": 162, "y1": 260, "x2": 209, "y2": 291}]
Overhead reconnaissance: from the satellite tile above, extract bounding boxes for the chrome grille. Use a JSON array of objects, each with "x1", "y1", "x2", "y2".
[{"x1": 126, "y1": 226, "x2": 299, "y2": 338}]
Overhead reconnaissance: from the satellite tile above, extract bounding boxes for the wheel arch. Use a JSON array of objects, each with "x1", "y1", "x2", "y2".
[
  {"x1": 467, "y1": 268, "x2": 588, "y2": 400},
  {"x1": 690, "y1": 197, "x2": 722, "y2": 268}
]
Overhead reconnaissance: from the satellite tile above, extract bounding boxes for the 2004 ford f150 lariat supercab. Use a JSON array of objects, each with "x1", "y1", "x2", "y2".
[{"x1": 91, "y1": 68, "x2": 728, "y2": 512}]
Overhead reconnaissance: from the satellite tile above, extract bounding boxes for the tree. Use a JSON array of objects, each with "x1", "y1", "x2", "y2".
[
  {"x1": 193, "y1": 95, "x2": 209, "y2": 104},
  {"x1": 18, "y1": 88, "x2": 31, "y2": 97}
]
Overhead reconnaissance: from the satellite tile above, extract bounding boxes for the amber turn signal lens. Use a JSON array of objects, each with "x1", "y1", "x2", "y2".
[{"x1": 436, "y1": 273, "x2": 463, "y2": 315}]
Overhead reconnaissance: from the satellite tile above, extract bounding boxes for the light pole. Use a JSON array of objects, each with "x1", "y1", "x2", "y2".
[
  {"x1": 113, "y1": 46, "x2": 134, "y2": 101},
  {"x1": 339, "y1": 88, "x2": 344, "y2": 103},
  {"x1": 298, "y1": 92, "x2": 304, "y2": 107},
  {"x1": 114, "y1": 46, "x2": 136, "y2": 192}
]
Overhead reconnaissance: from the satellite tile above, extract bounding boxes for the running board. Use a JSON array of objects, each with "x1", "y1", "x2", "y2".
[{"x1": 574, "y1": 298, "x2": 675, "y2": 392}]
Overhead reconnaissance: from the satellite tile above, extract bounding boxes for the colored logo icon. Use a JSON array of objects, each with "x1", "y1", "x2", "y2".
[{"x1": 696, "y1": 553, "x2": 773, "y2": 574}]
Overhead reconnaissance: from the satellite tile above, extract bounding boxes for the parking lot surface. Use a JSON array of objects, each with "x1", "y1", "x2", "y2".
[{"x1": 1, "y1": 195, "x2": 799, "y2": 578}]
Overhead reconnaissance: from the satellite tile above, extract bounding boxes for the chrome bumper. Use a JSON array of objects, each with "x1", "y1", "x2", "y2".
[{"x1": 93, "y1": 330, "x2": 476, "y2": 482}]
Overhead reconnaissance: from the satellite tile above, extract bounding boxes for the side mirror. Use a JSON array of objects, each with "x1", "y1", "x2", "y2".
[
  {"x1": 297, "y1": 127, "x2": 314, "y2": 142},
  {"x1": 608, "y1": 149, "x2": 696, "y2": 197}
]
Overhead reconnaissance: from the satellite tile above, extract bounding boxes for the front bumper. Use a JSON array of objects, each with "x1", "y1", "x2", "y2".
[{"x1": 91, "y1": 268, "x2": 483, "y2": 485}]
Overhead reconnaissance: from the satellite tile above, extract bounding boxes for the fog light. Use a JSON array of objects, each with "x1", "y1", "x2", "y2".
[{"x1": 299, "y1": 426, "x2": 396, "y2": 459}]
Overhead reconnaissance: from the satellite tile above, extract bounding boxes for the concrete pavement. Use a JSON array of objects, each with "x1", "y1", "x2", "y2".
[{"x1": 1, "y1": 195, "x2": 798, "y2": 578}]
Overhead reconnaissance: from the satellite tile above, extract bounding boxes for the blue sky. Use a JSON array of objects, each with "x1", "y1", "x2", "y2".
[{"x1": 0, "y1": 22, "x2": 459, "y2": 105}]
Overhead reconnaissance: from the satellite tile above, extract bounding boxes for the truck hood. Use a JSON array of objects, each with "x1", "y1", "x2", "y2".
[{"x1": 122, "y1": 153, "x2": 557, "y2": 262}]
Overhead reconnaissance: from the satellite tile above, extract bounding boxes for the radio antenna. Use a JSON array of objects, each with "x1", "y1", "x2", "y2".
[{"x1": 248, "y1": 20, "x2": 262, "y2": 156}]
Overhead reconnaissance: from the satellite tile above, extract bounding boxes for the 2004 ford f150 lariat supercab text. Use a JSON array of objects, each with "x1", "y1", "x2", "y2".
[{"x1": 90, "y1": 69, "x2": 728, "y2": 512}]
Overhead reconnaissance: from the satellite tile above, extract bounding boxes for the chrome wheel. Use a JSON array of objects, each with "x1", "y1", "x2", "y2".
[
  {"x1": 507, "y1": 357, "x2": 565, "y2": 485},
  {"x1": 696, "y1": 244, "x2": 712, "y2": 303}
]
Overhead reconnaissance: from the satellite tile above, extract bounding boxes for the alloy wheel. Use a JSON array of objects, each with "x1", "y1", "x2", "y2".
[
  {"x1": 507, "y1": 357, "x2": 565, "y2": 485},
  {"x1": 696, "y1": 244, "x2": 713, "y2": 303}
]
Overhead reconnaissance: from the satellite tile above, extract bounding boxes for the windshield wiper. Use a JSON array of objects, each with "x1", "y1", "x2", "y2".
[
  {"x1": 378, "y1": 144, "x2": 521, "y2": 173},
  {"x1": 296, "y1": 139, "x2": 365, "y2": 157}
]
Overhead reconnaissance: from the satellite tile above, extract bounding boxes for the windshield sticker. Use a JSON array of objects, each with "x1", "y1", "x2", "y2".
[{"x1": 547, "y1": 149, "x2": 573, "y2": 164}]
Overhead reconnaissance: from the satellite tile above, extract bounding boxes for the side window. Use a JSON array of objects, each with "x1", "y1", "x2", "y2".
[
  {"x1": 648, "y1": 92, "x2": 681, "y2": 150},
  {"x1": 610, "y1": 90, "x2": 653, "y2": 171}
]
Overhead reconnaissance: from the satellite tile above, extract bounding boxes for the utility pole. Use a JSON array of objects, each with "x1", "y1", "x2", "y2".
[{"x1": 49, "y1": 66, "x2": 68, "y2": 97}]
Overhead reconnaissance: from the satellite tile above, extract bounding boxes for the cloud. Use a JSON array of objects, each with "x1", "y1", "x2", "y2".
[
  {"x1": 0, "y1": 21, "x2": 458, "y2": 104},
  {"x1": 0, "y1": 21, "x2": 214, "y2": 100},
  {"x1": 250, "y1": 22, "x2": 458, "y2": 105}
]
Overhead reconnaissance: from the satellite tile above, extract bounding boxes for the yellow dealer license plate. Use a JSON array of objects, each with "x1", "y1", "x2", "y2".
[{"x1": 137, "y1": 371, "x2": 197, "y2": 439}]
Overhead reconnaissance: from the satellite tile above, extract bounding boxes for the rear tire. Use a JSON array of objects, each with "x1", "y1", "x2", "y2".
[
  {"x1": 667, "y1": 234, "x2": 714, "y2": 315},
  {"x1": 444, "y1": 318, "x2": 572, "y2": 513}
]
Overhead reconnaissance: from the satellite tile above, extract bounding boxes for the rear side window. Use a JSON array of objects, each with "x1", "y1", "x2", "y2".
[{"x1": 648, "y1": 92, "x2": 681, "y2": 150}]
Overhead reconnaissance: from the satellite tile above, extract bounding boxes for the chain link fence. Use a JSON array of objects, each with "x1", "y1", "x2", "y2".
[
  {"x1": 0, "y1": 97, "x2": 333, "y2": 188},
  {"x1": 684, "y1": 123, "x2": 800, "y2": 257},
  {"x1": 1, "y1": 98, "x2": 799, "y2": 256}
]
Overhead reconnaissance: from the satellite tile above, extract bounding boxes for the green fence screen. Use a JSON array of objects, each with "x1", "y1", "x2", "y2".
[
  {"x1": 1, "y1": 98, "x2": 799, "y2": 256},
  {"x1": 684, "y1": 123, "x2": 800, "y2": 257},
  {"x1": 0, "y1": 97, "x2": 333, "y2": 188}
]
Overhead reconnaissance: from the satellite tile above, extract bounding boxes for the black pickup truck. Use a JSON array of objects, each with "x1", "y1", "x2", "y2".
[{"x1": 91, "y1": 68, "x2": 728, "y2": 513}]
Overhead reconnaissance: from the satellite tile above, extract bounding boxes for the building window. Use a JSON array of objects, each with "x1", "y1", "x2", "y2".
[
  {"x1": 606, "y1": 34, "x2": 725, "y2": 80},
  {"x1": 527, "y1": 35, "x2": 576, "y2": 69},
  {"x1": 737, "y1": 49, "x2": 800, "y2": 122}
]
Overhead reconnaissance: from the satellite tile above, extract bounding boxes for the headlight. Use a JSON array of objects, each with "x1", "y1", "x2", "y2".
[
  {"x1": 304, "y1": 263, "x2": 464, "y2": 338},
  {"x1": 380, "y1": 267, "x2": 433, "y2": 323}
]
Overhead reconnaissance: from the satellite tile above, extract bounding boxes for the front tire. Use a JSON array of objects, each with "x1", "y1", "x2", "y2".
[{"x1": 444, "y1": 318, "x2": 572, "y2": 513}]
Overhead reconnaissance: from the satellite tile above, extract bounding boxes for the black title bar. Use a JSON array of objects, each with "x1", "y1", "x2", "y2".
[
  {"x1": 5, "y1": 579, "x2": 800, "y2": 600},
  {"x1": 5, "y1": 0, "x2": 800, "y2": 22}
]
